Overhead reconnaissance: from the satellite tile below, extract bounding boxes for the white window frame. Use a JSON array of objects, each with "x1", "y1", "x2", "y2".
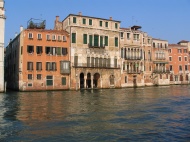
[
  {"x1": 28, "y1": 33, "x2": 33, "y2": 39},
  {"x1": 37, "y1": 33, "x2": 42, "y2": 40}
]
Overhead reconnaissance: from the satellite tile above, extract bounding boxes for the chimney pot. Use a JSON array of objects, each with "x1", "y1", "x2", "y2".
[
  {"x1": 110, "y1": 17, "x2": 112, "y2": 20},
  {"x1": 78, "y1": 12, "x2": 82, "y2": 16},
  {"x1": 56, "y1": 16, "x2": 59, "y2": 21}
]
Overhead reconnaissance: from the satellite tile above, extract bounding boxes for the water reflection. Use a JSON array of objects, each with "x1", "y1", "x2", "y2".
[{"x1": 0, "y1": 85, "x2": 190, "y2": 141}]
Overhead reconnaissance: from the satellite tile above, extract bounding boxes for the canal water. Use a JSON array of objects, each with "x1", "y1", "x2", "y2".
[{"x1": 0, "y1": 85, "x2": 190, "y2": 142}]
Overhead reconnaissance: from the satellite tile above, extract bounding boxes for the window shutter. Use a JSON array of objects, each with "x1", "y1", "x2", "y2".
[
  {"x1": 105, "y1": 36, "x2": 108, "y2": 46},
  {"x1": 83, "y1": 34, "x2": 87, "y2": 44},
  {"x1": 89, "y1": 35, "x2": 93, "y2": 46},
  {"x1": 72, "y1": 33, "x2": 76, "y2": 43},
  {"x1": 94, "y1": 35, "x2": 99, "y2": 47}
]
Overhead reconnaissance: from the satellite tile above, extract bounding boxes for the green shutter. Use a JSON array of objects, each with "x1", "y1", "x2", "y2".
[
  {"x1": 105, "y1": 22, "x2": 108, "y2": 27},
  {"x1": 89, "y1": 19, "x2": 92, "y2": 25},
  {"x1": 115, "y1": 37, "x2": 118, "y2": 47},
  {"x1": 105, "y1": 36, "x2": 108, "y2": 46},
  {"x1": 83, "y1": 34, "x2": 87, "y2": 44},
  {"x1": 62, "y1": 77, "x2": 66, "y2": 85},
  {"x1": 115, "y1": 23, "x2": 118, "y2": 29},
  {"x1": 57, "y1": 47, "x2": 61, "y2": 55},
  {"x1": 72, "y1": 33, "x2": 76, "y2": 43},
  {"x1": 73, "y1": 17, "x2": 76, "y2": 23},
  {"x1": 94, "y1": 35, "x2": 99, "y2": 47},
  {"x1": 100, "y1": 36, "x2": 103, "y2": 47},
  {"x1": 99, "y1": 21, "x2": 102, "y2": 27},
  {"x1": 83, "y1": 18, "x2": 86, "y2": 24},
  {"x1": 89, "y1": 35, "x2": 93, "y2": 46}
]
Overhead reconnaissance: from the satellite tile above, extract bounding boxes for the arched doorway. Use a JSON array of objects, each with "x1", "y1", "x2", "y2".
[
  {"x1": 180, "y1": 75, "x2": 183, "y2": 81},
  {"x1": 170, "y1": 75, "x2": 173, "y2": 81},
  {"x1": 93, "y1": 73, "x2": 100, "y2": 88},
  {"x1": 80, "y1": 73, "x2": 84, "y2": 89},
  {"x1": 110, "y1": 75, "x2": 115, "y2": 86},
  {"x1": 86, "y1": 73, "x2": 91, "y2": 88}
]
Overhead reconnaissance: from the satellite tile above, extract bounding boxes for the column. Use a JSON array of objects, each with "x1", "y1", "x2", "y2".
[
  {"x1": 84, "y1": 76, "x2": 87, "y2": 88},
  {"x1": 91, "y1": 75, "x2": 93, "y2": 89}
]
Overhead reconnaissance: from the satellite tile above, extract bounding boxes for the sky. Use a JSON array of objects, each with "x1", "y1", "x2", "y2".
[{"x1": 4, "y1": 0, "x2": 190, "y2": 46}]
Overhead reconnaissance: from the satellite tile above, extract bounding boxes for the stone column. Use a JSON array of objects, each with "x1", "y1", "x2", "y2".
[
  {"x1": 91, "y1": 75, "x2": 93, "y2": 89},
  {"x1": 84, "y1": 76, "x2": 87, "y2": 88}
]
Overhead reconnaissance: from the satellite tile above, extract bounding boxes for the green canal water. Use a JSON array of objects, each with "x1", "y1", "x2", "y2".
[{"x1": 0, "y1": 85, "x2": 190, "y2": 141}]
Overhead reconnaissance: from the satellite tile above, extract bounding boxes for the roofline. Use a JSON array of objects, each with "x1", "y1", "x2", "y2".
[
  {"x1": 62, "y1": 14, "x2": 121, "y2": 23},
  {"x1": 152, "y1": 38, "x2": 168, "y2": 42}
]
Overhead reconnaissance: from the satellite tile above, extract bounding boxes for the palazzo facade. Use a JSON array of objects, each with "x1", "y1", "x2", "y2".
[{"x1": 55, "y1": 13, "x2": 121, "y2": 90}]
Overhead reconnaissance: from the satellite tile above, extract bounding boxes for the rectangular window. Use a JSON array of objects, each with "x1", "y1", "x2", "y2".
[
  {"x1": 179, "y1": 65, "x2": 182, "y2": 71},
  {"x1": 100, "y1": 36, "x2": 103, "y2": 47},
  {"x1": 168, "y1": 49, "x2": 171, "y2": 53},
  {"x1": 74, "y1": 55, "x2": 78, "y2": 66},
  {"x1": 37, "y1": 33, "x2": 42, "y2": 40},
  {"x1": 95, "y1": 57, "x2": 98, "y2": 67},
  {"x1": 115, "y1": 23, "x2": 118, "y2": 29},
  {"x1": 28, "y1": 74, "x2": 32, "y2": 80},
  {"x1": 63, "y1": 36, "x2": 67, "y2": 42},
  {"x1": 169, "y1": 65, "x2": 172, "y2": 71},
  {"x1": 46, "y1": 62, "x2": 56, "y2": 71},
  {"x1": 83, "y1": 18, "x2": 86, "y2": 24},
  {"x1": 36, "y1": 62, "x2": 42, "y2": 71},
  {"x1": 179, "y1": 57, "x2": 182, "y2": 61},
  {"x1": 57, "y1": 47, "x2": 61, "y2": 55},
  {"x1": 83, "y1": 34, "x2": 87, "y2": 44},
  {"x1": 89, "y1": 35, "x2": 93, "y2": 46},
  {"x1": 153, "y1": 42, "x2": 155, "y2": 48},
  {"x1": 91, "y1": 57, "x2": 94, "y2": 67},
  {"x1": 46, "y1": 47, "x2": 51, "y2": 54},
  {"x1": 46, "y1": 75, "x2": 53, "y2": 86},
  {"x1": 184, "y1": 49, "x2": 187, "y2": 53},
  {"x1": 115, "y1": 37, "x2": 118, "y2": 47},
  {"x1": 46, "y1": 34, "x2": 51, "y2": 40},
  {"x1": 127, "y1": 33, "x2": 130, "y2": 39},
  {"x1": 52, "y1": 35, "x2": 56, "y2": 41},
  {"x1": 36, "y1": 46, "x2": 43, "y2": 54},
  {"x1": 125, "y1": 76, "x2": 127, "y2": 83},
  {"x1": 21, "y1": 46, "x2": 23, "y2": 55},
  {"x1": 185, "y1": 65, "x2": 188, "y2": 71},
  {"x1": 148, "y1": 39, "x2": 151, "y2": 44},
  {"x1": 185, "y1": 56, "x2": 187, "y2": 61},
  {"x1": 105, "y1": 36, "x2": 108, "y2": 46},
  {"x1": 37, "y1": 74, "x2": 42, "y2": 80},
  {"x1": 28, "y1": 33, "x2": 33, "y2": 39},
  {"x1": 120, "y1": 32, "x2": 124, "y2": 39},
  {"x1": 105, "y1": 22, "x2": 108, "y2": 27},
  {"x1": 178, "y1": 49, "x2": 181, "y2": 53},
  {"x1": 27, "y1": 62, "x2": 33, "y2": 70},
  {"x1": 114, "y1": 58, "x2": 117, "y2": 67},
  {"x1": 58, "y1": 35, "x2": 61, "y2": 41},
  {"x1": 72, "y1": 33, "x2": 76, "y2": 43},
  {"x1": 169, "y1": 57, "x2": 172, "y2": 61},
  {"x1": 60, "y1": 61, "x2": 70, "y2": 74},
  {"x1": 62, "y1": 48, "x2": 67, "y2": 55},
  {"x1": 73, "y1": 17, "x2": 76, "y2": 23},
  {"x1": 94, "y1": 35, "x2": 99, "y2": 47},
  {"x1": 27, "y1": 45, "x2": 34, "y2": 53},
  {"x1": 62, "y1": 77, "x2": 66, "y2": 85},
  {"x1": 99, "y1": 21, "x2": 102, "y2": 27},
  {"x1": 89, "y1": 19, "x2": 92, "y2": 25},
  {"x1": 87, "y1": 57, "x2": 90, "y2": 67}
]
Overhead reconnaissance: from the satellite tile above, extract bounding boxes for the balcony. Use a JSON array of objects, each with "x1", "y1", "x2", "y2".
[
  {"x1": 88, "y1": 43, "x2": 105, "y2": 49},
  {"x1": 125, "y1": 56, "x2": 143, "y2": 60},
  {"x1": 73, "y1": 63, "x2": 120, "y2": 69},
  {"x1": 153, "y1": 69, "x2": 170, "y2": 73},
  {"x1": 125, "y1": 70, "x2": 142, "y2": 74},
  {"x1": 155, "y1": 57, "x2": 166, "y2": 60}
]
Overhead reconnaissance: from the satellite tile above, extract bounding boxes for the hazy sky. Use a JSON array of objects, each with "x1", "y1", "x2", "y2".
[{"x1": 4, "y1": 0, "x2": 190, "y2": 46}]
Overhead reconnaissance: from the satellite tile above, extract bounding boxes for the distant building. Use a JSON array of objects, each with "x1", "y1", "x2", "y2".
[
  {"x1": 55, "y1": 13, "x2": 121, "y2": 90},
  {"x1": 0, "y1": 0, "x2": 5, "y2": 92},
  {"x1": 120, "y1": 26, "x2": 152, "y2": 87},
  {"x1": 168, "y1": 44, "x2": 189, "y2": 84},
  {"x1": 152, "y1": 38, "x2": 170, "y2": 85},
  {"x1": 5, "y1": 19, "x2": 70, "y2": 91}
]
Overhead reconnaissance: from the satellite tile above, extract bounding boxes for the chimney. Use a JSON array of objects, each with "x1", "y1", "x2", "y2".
[
  {"x1": 20, "y1": 26, "x2": 23, "y2": 32},
  {"x1": 78, "y1": 12, "x2": 82, "y2": 16},
  {"x1": 110, "y1": 17, "x2": 112, "y2": 20},
  {"x1": 56, "y1": 16, "x2": 59, "y2": 21}
]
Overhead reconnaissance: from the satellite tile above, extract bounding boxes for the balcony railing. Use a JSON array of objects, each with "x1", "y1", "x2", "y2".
[
  {"x1": 153, "y1": 69, "x2": 170, "y2": 73},
  {"x1": 124, "y1": 70, "x2": 142, "y2": 74},
  {"x1": 73, "y1": 63, "x2": 120, "y2": 69},
  {"x1": 88, "y1": 43, "x2": 105, "y2": 49},
  {"x1": 125, "y1": 56, "x2": 143, "y2": 60},
  {"x1": 155, "y1": 57, "x2": 166, "y2": 60}
]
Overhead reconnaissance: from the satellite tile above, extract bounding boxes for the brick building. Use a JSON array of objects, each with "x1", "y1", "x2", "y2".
[
  {"x1": 55, "y1": 13, "x2": 121, "y2": 90},
  {"x1": 5, "y1": 19, "x2": 70, "y2": 91},
  {"x1": 168, "y1": 44, "x2": 189, "y2": 84}
]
